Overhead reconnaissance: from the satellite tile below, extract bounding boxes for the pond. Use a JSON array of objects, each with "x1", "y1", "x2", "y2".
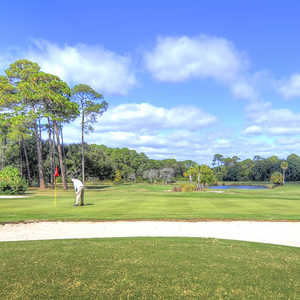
[{"x1": 208, "y1": 185, "x2": 267, "y2": 190}]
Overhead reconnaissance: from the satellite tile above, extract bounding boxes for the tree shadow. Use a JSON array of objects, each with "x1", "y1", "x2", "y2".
[{"x1": 85, "y1": 185, "x2": 112, "y2": 190}]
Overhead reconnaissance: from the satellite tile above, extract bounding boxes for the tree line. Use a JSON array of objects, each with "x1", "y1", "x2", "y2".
[
  {"x1": 1, "y1": 128, "x2": 300, "y2": 186},
  {"x1": 211, "y1": 154, "x2": 296, "y2": 183},
  {"x1": 0, "y1": 136, "x2": 197, "y2": 185}
]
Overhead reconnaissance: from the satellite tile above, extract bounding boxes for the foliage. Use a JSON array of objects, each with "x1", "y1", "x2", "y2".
[
  {"x1": 280, "y1": 161, "x2": 288, "y2": 171},
  {"x1": 114, "y1": 169, "x2": 122, "y2": 184},
  {"x1": 199, "y1": 165, "x2": 216, "y2": 186},
  {"x1": 179, "y1": 183, "x2": 196, "y2": 192},
  {"x1": 71, "y1": 84, "x2": 108, "y2": 134},
  {"x1": 211, "y1": 154, "x2": 297, "y2": 183},
  {"x1": 71, "y1": 84, "x2": 108, "y2": 183},
  {"x1": 270, "y1": 172, "x2": 283, "y2": 185},
  {"x1": 0, "y1": 166, "x2": 28, "y2": 194},
  {"x1": 0, "y1": 59, "x2": 81, "y2": 189},
  {"x1": 183, "y1": 166, "x2": 196, "y2": 182}
]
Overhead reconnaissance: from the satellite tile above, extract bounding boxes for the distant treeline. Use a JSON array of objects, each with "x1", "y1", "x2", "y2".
[
  {"x1": 1, "y1": 136, "x2": 195, "y2": 185},
  {"x1": 211, "y1": 154, "x2": 298, "y2": 182},
  {"x1": 2, "y1": 135, "x2": 300, "y2": 185}
]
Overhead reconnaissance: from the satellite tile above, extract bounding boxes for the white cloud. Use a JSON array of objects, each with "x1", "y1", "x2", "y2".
[
  {"x1": 63, "y1": 113, "x2": 294, "y2": 163},
  {"x1": 275, "y1": 137, "x2": 300, "y2": 146},
  {"x1": 214, "y1": 139, "x2": 231, "y2": 148},
  {"x1": 144, "y1": 35, "x2": 269, "y2": 103},
  {"x1": 62, "y1": 102, "x2": 226, "y2": 162},
  {"x1": 244, "y1": 104, "x2": 300, "y2": 136},
  {"x1": 243, "y1": 125, "x2": 262, "y2": 135},
  {"x1": 63, "y1": 101, "x2": 295, "y2": 163},
  {"x1": 92, "y1": 102, "x2": 217, "y2": 132},
  {"x1": 26, "y1": 40, "x2": 136, "y2": 95},
  {"x1": 145, "y1": 35, "x2": 247, "y2": 83},
  {"x1": 279, "y1": 74, "x2": 300, "y2": 99},
  {"x1": 267, "y1": 127, "x2": 300, "y2": 135},
  {"x1": 253, "y1": 108, "x2": 300, "y2": 124},
  {"x1": 231, "y1": 80, "x2": 258, "y2": 101}
]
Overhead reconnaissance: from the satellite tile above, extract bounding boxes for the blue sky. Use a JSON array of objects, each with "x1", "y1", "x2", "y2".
[{"x1": 1, "y1": 1, "x2": 300, "y2": 163}]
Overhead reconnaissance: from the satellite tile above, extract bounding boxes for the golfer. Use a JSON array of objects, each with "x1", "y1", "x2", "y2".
[{"x1": 71, "y1": 178, "x2": 85, "y2": 206}]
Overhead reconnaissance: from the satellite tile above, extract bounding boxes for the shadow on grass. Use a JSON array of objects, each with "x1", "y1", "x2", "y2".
[
  {"x1": 71, "y1": 203, "x2": 95, "y2": 207},
  {"x1": 85, "y1": 185, "x2": 112, "y2": 190}
]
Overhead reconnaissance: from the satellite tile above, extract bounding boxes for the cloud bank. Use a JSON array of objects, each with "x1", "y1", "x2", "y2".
[
  {"x1": 97, "y1": 102, "x2": 217, "y2": 132},
  {"x1": 279, "y1": 74, "x2": 300, "y2": 99},
  {"x1": 27, "y1": 40, "x2": 136, "y2": 95},
  {"x1": 144, "y1": 35, "x2": 246, "y2": 82},
  {"x1": 144, "y1": 35, "x2": 258, "y2": 102}
]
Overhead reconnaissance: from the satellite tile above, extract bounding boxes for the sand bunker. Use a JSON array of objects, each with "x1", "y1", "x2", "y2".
[
  {"x1": 1, "y1": 221, "x2": 299, "y2": 248},
  {"x1": 0, "y1": 195, "x2": 28, "y2": 199}
]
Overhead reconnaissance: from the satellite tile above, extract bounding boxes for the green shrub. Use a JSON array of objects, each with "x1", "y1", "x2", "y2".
[
  {"x1": 114, "y1": 169, "x2": 122, "y2": 184},
  {"x1": 180, "y1": 183, "x2": 196, "y2": 192},
  {"x1": 56, "y1": 176, "x2": 62, "y2": 183},
  {"x1": 270, "y1": 172, "x2": 283, "y2": 185},
  {"x1": 0, "y1": 166, "x2": 28, "y2": 194}
]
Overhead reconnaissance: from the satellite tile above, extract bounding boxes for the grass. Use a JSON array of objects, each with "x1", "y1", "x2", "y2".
[
  {"x1": 0, "y1": 183, "x2": 300, "y2": 223},
  {"x1": 0, "y1": 237, "x2": 299, "y2": 299},
  {"x1": 1, "y1": 184, "x2": 299, "y2": 299}
]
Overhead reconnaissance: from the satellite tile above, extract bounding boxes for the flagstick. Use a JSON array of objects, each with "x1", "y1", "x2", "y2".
[{"x1": 54, "y1": 176, "x2": 57, "y2": 208}]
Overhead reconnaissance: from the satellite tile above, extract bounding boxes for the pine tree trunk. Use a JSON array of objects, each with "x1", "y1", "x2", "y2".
[
  {"x1": 18, "y1": 138, "x2": 23, "y2": 176},
  {"x1": 60, "y1": 124, "x2": 67, "y2": 178},
  {"x1": 48, "y1": 118, "x2": 54, "y2": 189},
  {"x1": 81, "y1": 112, "x2": 85, "y2": 184},
  {"x1": 34, "y1": 120, "x2": 46, "y2": 189},
  {"x1": 1, "y1": 136, "x2": 6, "y2": 169},
  {"x1": 196, "y1": 172, "x2": 201, "y2": 191},
  {"x1": 54, "y1": 120, "x2": 68, "y2": 190},
  {"x1": 52, "y1": 126, "x2": 57, "y2": 166},
  {"x1": 22, "y1": 137, "x2": 31, "y2": 185}
]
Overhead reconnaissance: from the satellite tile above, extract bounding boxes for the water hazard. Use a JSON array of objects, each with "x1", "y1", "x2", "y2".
[{"x1": 208, "y1": 185, "x2": 267, "y2": 190}]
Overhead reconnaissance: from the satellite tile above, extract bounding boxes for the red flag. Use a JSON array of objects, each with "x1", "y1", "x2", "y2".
[{"x1": 54, "y1": 166, "x2": 59, "y2": 177}]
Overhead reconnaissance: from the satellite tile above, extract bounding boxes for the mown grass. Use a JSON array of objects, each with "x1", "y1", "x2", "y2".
[
  {"x1": 0, "y1": 183, "x2": 300, "y2": 222},
  {"x1": 0, "y1": 237, "x2": 299, "y2": 299}
]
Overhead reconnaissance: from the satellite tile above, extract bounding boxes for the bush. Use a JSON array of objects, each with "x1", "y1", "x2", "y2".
[
  {"x1": 0, "y1": 166, "x2": 28, "y2": 194},
  {"x1": 270, "y1": 172, "x2": 283, "y2": 185},
  {"x1": 114, "y1": 169, "x2": 122, "y2": 184},
  {"x1": 56, "y1": 176, "x2": 62, "y2": 183},
  {"x1": 180, "y1": 183, "x2": 196, "y2": 192}
]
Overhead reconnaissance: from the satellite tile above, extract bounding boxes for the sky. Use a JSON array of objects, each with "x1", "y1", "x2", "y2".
[{"x1": 1, "y1": 1, "x2": 300, "y2": 163}]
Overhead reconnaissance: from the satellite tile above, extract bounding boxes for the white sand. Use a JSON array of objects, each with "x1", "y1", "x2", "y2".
[
  {"x1": 1, "y1": 221, "x2": 300, "y2": 248},
  {"x1": 0, "y1": 196, "x2": 28, "y2": 198}
]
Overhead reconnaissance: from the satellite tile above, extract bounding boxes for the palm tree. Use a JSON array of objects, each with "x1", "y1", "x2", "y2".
[{"x1": 280, "y1": 161, "x2": 288, "y2": 185}]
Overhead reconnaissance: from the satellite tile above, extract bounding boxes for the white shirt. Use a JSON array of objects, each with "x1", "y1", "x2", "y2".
[{"x1": 72, "y1": 179, "x2": 84, "y2": 192}]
